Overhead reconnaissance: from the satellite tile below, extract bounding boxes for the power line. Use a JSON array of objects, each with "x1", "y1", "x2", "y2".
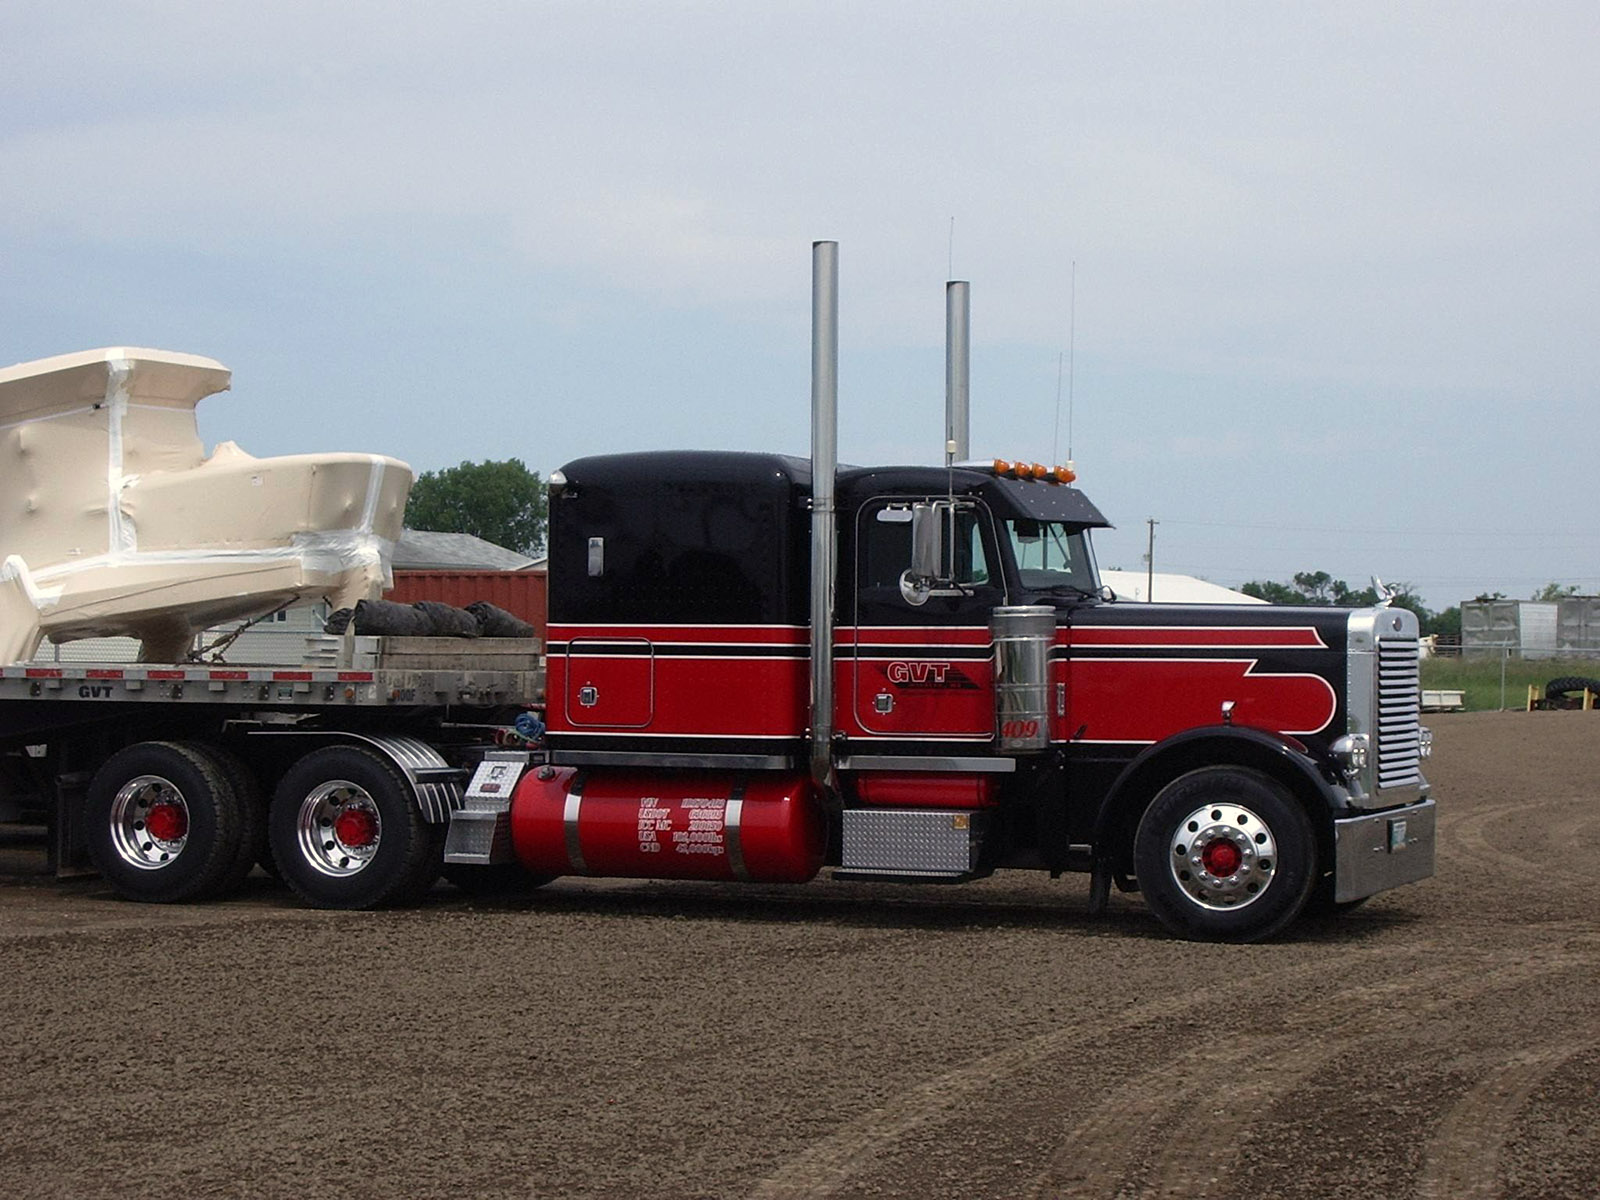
[{"x1": 1158, "y1": 518, "x2": 1598, "y2": 541}]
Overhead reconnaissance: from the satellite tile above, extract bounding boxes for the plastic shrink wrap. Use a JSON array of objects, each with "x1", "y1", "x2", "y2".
[{"x1": 0, "y1": 348, "x2": 412, "y2": 663}]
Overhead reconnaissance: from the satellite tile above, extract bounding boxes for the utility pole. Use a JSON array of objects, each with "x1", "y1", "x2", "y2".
[{"x1": 1145, "y1": 518, "x2": 1159, "y2": 602}]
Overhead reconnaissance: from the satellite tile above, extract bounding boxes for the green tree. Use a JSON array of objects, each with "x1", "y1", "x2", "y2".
[
  {"x1": 404, "y1": 458, "x2": 547, "y2": 555},
  {"x1": 1384, "y1": 587, "x2": 1430, "y2": 624},
  {"x1": 1291, "y1": 570, "x2": 1338, "y2": 604},
  {"x1": 1240, "y1": 579, "x2": 1302, "y2": 604},
  {"x1": 1428, "y1": 606, "x2": 1461, "y2": 638},
  {"x1": 1531, "y1": 582, "x2": 1581, "y2": 601},
  {"x1": 1241, "y1": 570, "x2": 1430, "y2": 625}
]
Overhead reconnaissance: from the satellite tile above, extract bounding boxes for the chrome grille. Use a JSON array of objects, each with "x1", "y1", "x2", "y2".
[{"x1": 1376, "y1": 637, "x2": 1422, "y2": 789}]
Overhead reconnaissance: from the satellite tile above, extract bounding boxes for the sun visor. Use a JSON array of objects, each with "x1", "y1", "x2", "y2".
[{"x1": 986, "y1": 476, "x2": 1111, "y2": 528}]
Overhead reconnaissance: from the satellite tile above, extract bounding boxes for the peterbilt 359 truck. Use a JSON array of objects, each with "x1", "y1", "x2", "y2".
[{"x1": 0, "y1": 243, "x2": 1435, "y2": 942}]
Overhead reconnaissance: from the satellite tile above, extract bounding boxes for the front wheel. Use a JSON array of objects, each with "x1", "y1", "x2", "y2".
[
  {"x1": 269, "y1": 746, "x2": 444, "y2": 909},
  {"x1": 1133, "y1": 767, "x2": 1316, "y2": 943}
]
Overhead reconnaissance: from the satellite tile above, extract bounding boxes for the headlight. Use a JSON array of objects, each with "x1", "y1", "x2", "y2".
[{"x1": 1331, "y1": 733, "x2": 1370, "y2": 777}]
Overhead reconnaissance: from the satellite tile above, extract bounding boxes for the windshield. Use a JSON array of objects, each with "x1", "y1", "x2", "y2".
[{"x1": 1004, "y1": 518, "x2": 1099, "y2": 594}]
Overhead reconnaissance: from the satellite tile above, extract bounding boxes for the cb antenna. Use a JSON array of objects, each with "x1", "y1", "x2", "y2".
[
  {"x1": 1068, "y1": 260, "x2": 1075, "y2": 465},
  {"x1": 1053, "y1": 261, "x2": 1076, "y2": 466}
]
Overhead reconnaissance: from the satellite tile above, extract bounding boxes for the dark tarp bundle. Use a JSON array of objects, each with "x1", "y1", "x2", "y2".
[
  {"x1": 412, "y1": 600, "x2": 482, "y2": 637},
  {"x1": 466, "y1": 601, "x2": 536, "y2": 638},
  {"x1": 324, "y1": 598, "x2": 537, "y2": 638},
  {"x1": 324, "y1": 598, "x2": 480, "y2": 637}
]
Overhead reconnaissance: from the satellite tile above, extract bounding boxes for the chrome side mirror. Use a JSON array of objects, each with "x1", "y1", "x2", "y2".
[
  {"x1": 900, "y1": 501, "x2": 947, "y2": 606},
  {"x1": 898, "y1": 569, "x2": 931, "y2": 606},
  {"x1": 910, "y1": 502, "x2": 942, "y2": 581}
]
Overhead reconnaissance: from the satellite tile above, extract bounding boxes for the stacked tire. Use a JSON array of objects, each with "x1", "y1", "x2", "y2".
[{"x1": 1544, "y1": 676, "x2": 1600, "y2": 705}]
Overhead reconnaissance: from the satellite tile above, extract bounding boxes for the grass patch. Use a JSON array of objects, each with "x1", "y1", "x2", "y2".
[{"x1": 1422, "y1": 656, "x2": 1600, "y2": 712}]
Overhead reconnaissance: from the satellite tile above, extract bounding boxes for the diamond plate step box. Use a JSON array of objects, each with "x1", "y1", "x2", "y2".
[{"x1": 840, "y1": 808, "x2": 990, "y2": 877}]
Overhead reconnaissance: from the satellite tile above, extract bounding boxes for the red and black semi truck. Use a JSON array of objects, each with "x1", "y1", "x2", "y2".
[
  {"x1": 1, "y1": 242, "x2": 1434, "y2": 941},
  {"x1": 507, "y1": 449, "x2": 1434, "y2": 943},
  {"x1": 457, "y1": 242, "x2": 1435, "y2": 943}
]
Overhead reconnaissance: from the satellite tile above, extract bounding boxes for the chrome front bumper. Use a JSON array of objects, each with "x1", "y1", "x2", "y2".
[{"x1": 1332, "y1": 795, "x2": 1437, "y2": 904}]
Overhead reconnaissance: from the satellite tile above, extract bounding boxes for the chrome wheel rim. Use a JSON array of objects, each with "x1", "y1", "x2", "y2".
[
  {"x1": 1168, "y1": 802, "x2": 1277, "y2": 911},
  {"x1": 108, "y1": 775, "x2": 190, "y2": 870},
  {"x1": 295, "y1": 780, "x2": 382, "y2": 877}
]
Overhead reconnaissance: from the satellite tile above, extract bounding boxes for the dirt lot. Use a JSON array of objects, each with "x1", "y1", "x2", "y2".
[{"x1": 1, "y1": 711, "x2": 1596, "y2": 1199}]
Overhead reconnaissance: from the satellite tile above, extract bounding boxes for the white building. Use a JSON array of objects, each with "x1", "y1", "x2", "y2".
[{"x1": 1100, "y1": 570, "x2": 1266, "y2": 605}]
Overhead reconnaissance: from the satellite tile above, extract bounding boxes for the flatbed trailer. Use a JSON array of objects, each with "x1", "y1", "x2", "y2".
[{"x1": 0, "y1": 638, "x2": 543, "y2": 906}]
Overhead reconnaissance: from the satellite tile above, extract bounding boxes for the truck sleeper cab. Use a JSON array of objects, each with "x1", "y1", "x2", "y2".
[{"x1": 524, "y1": 451, "x2": 1435, "y2": 942}]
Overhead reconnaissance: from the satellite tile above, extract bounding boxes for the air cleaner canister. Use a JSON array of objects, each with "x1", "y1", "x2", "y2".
[{"x1": 991, "y1": 604, "x2": 1055, "y2": 752}]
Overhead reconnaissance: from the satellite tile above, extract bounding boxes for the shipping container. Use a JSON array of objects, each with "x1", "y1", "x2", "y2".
[
  {"x1": 386, "y1": 570, "x2": 547, "y2": 638},
  {"x1": 1462, "y1": 600, "x2": 1560, "y2": 658},
  {"x1": 1557, "y1": 596, "x2": 1600, "y2": 653}
]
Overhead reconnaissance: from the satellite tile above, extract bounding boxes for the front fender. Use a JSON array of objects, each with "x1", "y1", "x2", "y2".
[{"x1": 1091, "y1": 725, "x2": 1339, "y2": 864}]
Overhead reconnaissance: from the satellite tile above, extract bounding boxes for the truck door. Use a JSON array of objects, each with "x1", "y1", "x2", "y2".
[{"x1": 847, "y1": 497, "x2": 1005, "y2": 743}]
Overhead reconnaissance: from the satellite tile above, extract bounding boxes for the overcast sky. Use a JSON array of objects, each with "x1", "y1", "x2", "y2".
[{"x1": 4, "y1": 2, "x2": 1596, "y2": 610}]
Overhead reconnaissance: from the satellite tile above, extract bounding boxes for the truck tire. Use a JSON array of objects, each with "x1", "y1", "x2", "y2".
[
  {"x1": 85, "y1": 741, "x2": 247, "y2": 903},
  {"x1": 193, "y1": 744, "x2": 268, "y2": 894},
  {"x1": 269, "y1": 746, "x2": 443, "y2": 909},
  {"x1": 1133, "y1": 767, "x2": 1316, "y2": 943},
  {"x1": 1544, "y1": 676, "x2": 1600, "y2": 702}
]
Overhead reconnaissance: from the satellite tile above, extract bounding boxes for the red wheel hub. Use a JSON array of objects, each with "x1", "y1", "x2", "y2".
[
  {"x1": 333, "y1": 806, "x2": 379, "y2": 849},
  {"x1": 1200, "y1": 838, "x2": 1242, "y2": 878},
  {"x1": 144, "y1": 802, "x2": 187, "y2": 843}
]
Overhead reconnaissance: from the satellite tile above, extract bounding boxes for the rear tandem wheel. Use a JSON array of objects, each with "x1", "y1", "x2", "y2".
[
  {"x1": 84, "y1": 741, "x2": 248, "y2": 903},
  {"x1": 268, "y1": 745, "x2": 444, "y2": 909}
]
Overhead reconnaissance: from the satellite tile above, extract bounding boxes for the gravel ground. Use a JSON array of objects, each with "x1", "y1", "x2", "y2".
[{"x1": 1, "y1": 711, "x2": 1596, "y2": 1199}]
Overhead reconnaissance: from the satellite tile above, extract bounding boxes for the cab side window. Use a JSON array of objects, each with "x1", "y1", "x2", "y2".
[
  {"x1": 861, "y1": 505, "x2": 913, "y2": 588},
  {"x1": 953, "y1": 513, "x2": 989, "y2": 585},
  {"x1": 858, "y1": 500, "x2": 995, "y2": 599}
]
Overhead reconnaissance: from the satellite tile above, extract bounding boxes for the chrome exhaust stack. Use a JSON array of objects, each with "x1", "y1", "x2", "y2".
[
  {"x1": 945, "y1": 280, "x2": 970, "y2": 462},
  {"x1": 810, "y1": 241, "x2": 839, "y2": 798}
]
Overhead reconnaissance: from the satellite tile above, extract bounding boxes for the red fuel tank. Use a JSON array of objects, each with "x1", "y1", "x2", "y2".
[
  {"x1": 850, "y1": 772, "x2": 1000, "y2": 808},
  {"x1": 511, "y1": 768, "x2": 826, "y2": 884}
]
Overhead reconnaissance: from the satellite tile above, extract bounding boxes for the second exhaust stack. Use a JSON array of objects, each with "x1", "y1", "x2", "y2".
[
  {"x1": 945, "y1": 280, "x2": 970, "y2": 462},
  {"x1": 809, "y1": 240, "x2": 838, "y2": 797}
]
